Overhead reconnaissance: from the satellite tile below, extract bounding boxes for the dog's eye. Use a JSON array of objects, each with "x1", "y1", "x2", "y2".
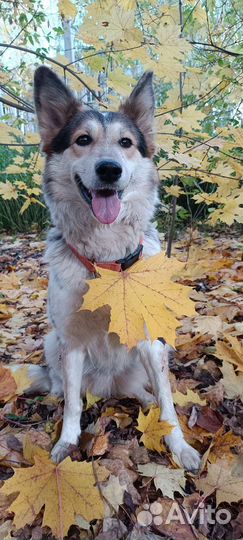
[
  {"x1": 75, "y1": 135, "x2": 92, "y2": 146},
  {"x1": 119, "y1": 137, "x2": 132, "y2": 148}
]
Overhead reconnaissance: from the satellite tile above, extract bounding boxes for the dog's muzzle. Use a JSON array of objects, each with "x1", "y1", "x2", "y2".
[{"x1": 74, "y1": 173, "x2": 123, "y2": 225}]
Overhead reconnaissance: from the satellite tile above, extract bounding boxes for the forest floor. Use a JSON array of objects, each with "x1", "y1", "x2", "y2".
[{"x1": 0, "y1": 230, "x2": 242, "y2": 540}]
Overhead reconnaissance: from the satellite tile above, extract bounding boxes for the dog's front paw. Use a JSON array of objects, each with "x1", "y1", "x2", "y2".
[
  {"x1": 176, "y1": 441, "x2": 201, "y2": 473},
  {"x1": 51, "y1": 439, "x2": 73, "y2": 463}
]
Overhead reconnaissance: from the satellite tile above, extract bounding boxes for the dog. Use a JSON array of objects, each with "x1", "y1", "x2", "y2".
[{"x1": 30, "y1": 66, "x2": 200, "y2": 471}]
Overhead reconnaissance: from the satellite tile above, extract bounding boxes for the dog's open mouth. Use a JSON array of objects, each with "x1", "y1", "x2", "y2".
[{"x1": 75, "y1": 174, "x2": 123, "y2": 225}]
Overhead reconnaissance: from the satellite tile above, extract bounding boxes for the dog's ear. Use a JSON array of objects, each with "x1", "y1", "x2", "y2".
[
  {"x1": 119, "y1": 71, "x2": 155, "y2": 156},
  {"x1": 34, "y1": 66, "x2": 79, "y2": 151}
]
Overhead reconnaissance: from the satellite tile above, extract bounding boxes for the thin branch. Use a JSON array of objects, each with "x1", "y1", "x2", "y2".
[
  {"x1": 156, "y1": 131, "x2": 243, "y2": 163},
  {"x1": 1, "y1": 84, "x2": 34, "y2": 110},
  {"x1": 0, "y1": 96, "x2": 34, "y2": 113},
  {"x1": 65, "y1": 43, "x2": 147, "y2": 68},
  {"x1": 0, "y1": 42, "x2": 102, "y2": 103},
  {"x1": 158, "y1": 166, "x2": 239, "y2": 181},
  {"x1": 0, "y1": 14, "x2": 35, "y2": 57},
  {"x1": 181, "y1": 0, "x2": 201, "y2": 31},
  {"x1": 155, "y1": 80, "x2": 228, "y2": 117},
  {"x1": 0, "y1": 143, "x2": 39, "y2": 146},
  {"x1": 190, "y1": 40, "x2": 243, "y2": 57}
]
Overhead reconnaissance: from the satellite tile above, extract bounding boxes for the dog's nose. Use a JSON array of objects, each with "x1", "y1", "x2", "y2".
[{"x1": 95, "y1": 160, "x2": 122, "y2": 183}]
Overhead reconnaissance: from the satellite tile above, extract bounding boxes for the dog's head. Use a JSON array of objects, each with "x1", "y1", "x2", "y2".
[{"x1": 34, "y1": 66, "x2": 158, "y2": 229}]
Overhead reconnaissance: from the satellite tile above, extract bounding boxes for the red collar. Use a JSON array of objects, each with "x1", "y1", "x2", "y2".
[{"x1": 67, "y1": 242, "x2": 143, "y2": 273}]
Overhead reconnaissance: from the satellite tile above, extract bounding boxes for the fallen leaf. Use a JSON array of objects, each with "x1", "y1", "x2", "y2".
[
  {"x1": 173, "y1": 389, "x2": 206, "y2": 407},
  {"x1": 2, "y1": 449, "x2": 108, "y2": 539},
  {"x1": 0, "y1": 365, "x2": 18, "y2": 402},
  {"x1": 178, "y1": 415, "x2": 212, "y2": 445},
  {"x1": 208, "y1": 427, "x2": 242, "y2": 463},
  {"x1": 201, "y1": 381, "x2": 225, "y2": 406},
  {"x1": 0, "y1": 272, "x2": 20, "y2": 289},
  {"x1": 193, "y1": 315, "x2": 225, "y2": 338},
  {"x1": 101, "y1": 474, "x2": 126, "y2": 511},
  {"x1": 195, "y1": 460, "x2": 243, "y2": 504},
  {"x1": 220, "y1": 361, "x2": 243, "y2": 400},
  {"x1": 214, "y1": 335, "x2": 243, "y2": 371},
  {"x1": 0, "y1": 364, "x2": 31, "y2": 402},
  {"x1": 101, "y1": 457, "x2": 140, "y2": 504},
  {"x1": 101, "y1": 407, "x2": 132, "y2": 428},
  {"x1": 138, "y1": 462, "x2": 185, "y2": 498},
  {"x1": 0, "y1": 519, "x2": 13, "y2": 539},
  {"x1": 23, "y1": 430, "x2": 52, "y2": 464},
  {"x1": 9, "y1": 365, "x2": 32, "y2": 398},
  {"x1": 85, "y1": 390, "x2": 101, "y2": 409},
  {"x1": 91, "y1": 433, "x2": 110, "y2": 456},
  {"x1": 136, "y1": 407, "x2": 174, "y2": 453},
  {"x1": 196, "y1": 406, "x2": 223, "y2": 433},
  {"x1": 81, "y1": 253, "x2": 196, "y2": 347}
]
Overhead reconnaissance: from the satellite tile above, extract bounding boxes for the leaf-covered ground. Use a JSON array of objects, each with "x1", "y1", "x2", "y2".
[{"x1": 0, "y1": 231, "x2": 242, "y2": 540}]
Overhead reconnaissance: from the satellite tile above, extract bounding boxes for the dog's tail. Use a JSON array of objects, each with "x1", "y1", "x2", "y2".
[{"x1": 9, "y1": 364, "x2": 51, "y2": 394}]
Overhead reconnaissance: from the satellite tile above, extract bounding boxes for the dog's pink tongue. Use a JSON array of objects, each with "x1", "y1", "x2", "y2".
[{"x1": 91, "y1": 191, "x2": 121, "y2": 224}]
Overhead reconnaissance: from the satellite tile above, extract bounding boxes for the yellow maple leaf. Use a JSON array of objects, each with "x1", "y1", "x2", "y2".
[
  {"x1": 208, "y1": 427, "x2": 243, "y2": 464},
  {"x1": 81, "y1": 253, "x2": 196, "y2": 348},
  {"x1": 0, "y1": 181, "x2": 18, "y2": 200},
  {"x1": 2, "y1": 450, "x2": 108, "y2": 539},
  {"x1": 136, "y1": 407, "x2": 174, "y2": 453},
  {"x1": 173, "y1": 105, "x2": 205, "y2": 132},
  {"x1": 5, "y1": 164, "x2": 24, "y2": 174},
  {"x1": 195, "y1": 460, "x2": 243, "y2": 505},
  {"x1": 101, "y1": 6, "x2": 143, "y2": 44},
  {"x1": 172, "y1": 389, "x2": 206, "y2": 406},
  {"x1": 210, "y1": 191, "x2": 243, "y2": 226},
  {"x1": 58, "y1": 0, "x2": 77, "y2": 20},
  {"x1": 164, "y1": 185, "x2": 185, "y2": 197},
  {"x1": 156, "y1": 23, "x2": 191, "y2": 63}
]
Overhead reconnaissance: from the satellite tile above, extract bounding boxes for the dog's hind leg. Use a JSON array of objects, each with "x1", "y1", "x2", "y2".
[
  {"x1": 44, "y1": 331, "x2": 63, "y2": 395},
  {"x1": 138, "y1": 340, "x2": 201, "y2": 472},
  {"x1": 51, "y1": 346, "x2": 85, "y2": 463}
]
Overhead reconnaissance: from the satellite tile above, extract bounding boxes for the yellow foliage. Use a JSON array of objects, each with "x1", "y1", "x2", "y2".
[
  {"x1": 0, "y1": 182, "x2": 18, "y2": 200},
  {"x1": 58, "y1": 0, "x2": 77, "y2": 20},
  {"x1": 164, "y1": 185, "x2": 185, "y2": 197},
  {"x1": 173, "y1": 105, "x2": 206, "y2": 132},
  {"x1": 109, "y1": 69, "x2": 136, "y2": 95}
]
